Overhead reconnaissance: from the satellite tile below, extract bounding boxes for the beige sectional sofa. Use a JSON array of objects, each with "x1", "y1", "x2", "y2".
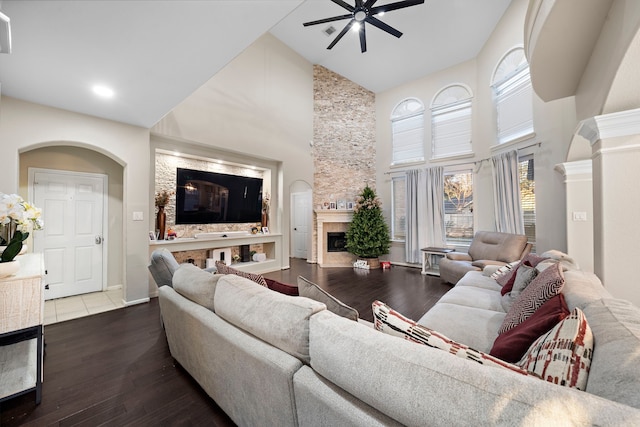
[{"x1": 158, "y1": 260, "x2": 640, "y2": 426}]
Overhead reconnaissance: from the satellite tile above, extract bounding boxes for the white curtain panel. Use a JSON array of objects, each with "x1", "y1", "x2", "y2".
[
  {"x1": 491, "y1": 150, "x2": 525, "y2": 234},
  {"x1": 405, "y1": 167, "x2": 446, "y2": 263}
]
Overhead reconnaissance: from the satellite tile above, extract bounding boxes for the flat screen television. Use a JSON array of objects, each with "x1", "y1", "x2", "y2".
[{"x1": 175, "y1": 168, "x2": 263, "y2": 224}]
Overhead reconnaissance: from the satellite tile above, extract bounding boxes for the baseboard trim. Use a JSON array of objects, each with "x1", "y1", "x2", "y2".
[{"x1": 124, "y1": 297, "x2": 150, "y2": 307}]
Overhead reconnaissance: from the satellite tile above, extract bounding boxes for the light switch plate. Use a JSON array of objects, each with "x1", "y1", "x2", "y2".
[
  {"x1": 572, "y1": 211, "x2": 587, "y2": 221},
  {"x1": 133, "y1": 211, "x2": 144, "y2": 221}
]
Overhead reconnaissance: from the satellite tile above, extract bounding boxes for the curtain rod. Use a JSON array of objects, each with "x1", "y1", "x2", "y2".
[{"x1": 383, "y1": 142, "x2": 542, "y2": 175}]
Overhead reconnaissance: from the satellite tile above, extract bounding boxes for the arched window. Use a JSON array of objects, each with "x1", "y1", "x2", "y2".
[
  {"x1": 391, "y1": 98, "x2": 424, "y2": 165},
  {"x1": 431, "y1": 84, "x2": 473, "y2": 159},
  {"x1": 492, "y1": 48, "x2": 534, "y2": 144}
]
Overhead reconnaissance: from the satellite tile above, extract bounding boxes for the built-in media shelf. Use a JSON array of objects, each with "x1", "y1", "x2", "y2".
[{"x1": 149, "y1": 232, "x2": 283, "y2": 275}]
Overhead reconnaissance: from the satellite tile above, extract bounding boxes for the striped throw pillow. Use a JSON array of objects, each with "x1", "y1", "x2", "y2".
[{"x1": 215, "y1": 261, "x2": 268, "y2": 287}]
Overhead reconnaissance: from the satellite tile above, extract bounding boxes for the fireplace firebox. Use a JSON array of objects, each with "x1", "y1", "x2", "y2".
[{"x1": 327, "y1": 232, "x2": 347, "y2": 252}]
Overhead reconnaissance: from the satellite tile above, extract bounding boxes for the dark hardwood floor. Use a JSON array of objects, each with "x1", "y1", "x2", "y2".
[{"x1": 0, "y1": 259, "x2": 450, "y2": 426}]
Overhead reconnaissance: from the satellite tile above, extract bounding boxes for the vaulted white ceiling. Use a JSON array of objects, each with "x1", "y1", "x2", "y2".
[{"x1": 0, "y1": 0, "x2": 512, "y2": 128}]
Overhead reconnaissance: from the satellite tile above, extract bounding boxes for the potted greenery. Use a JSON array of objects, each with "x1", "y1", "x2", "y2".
[{"x1": 345, "y1": 186, "x2": 390, "y2": 269}]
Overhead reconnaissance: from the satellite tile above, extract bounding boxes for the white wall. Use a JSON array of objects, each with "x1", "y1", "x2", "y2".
[
  {"x1": 0, "y1": 96, "x2": 151, "y2": 304},
  {"x1": 376, "y1": 0, "x2": 577, "y2": 263},
  {"x1": 152, "y1": 33, "x2": 314, "y2": 265}
]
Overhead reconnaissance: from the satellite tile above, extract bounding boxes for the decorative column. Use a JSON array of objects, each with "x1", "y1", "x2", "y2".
[
  {"x1": 577, "y1": 108, "x2": 640, "y2": 307},
  {"x1": 555, "y1": 160, "x2": 593, "y2": 272}
]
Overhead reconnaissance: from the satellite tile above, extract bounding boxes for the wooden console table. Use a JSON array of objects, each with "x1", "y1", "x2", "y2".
[
  {"x1": 0, "y1": 253, "x2": 45, "y2": 404},
  {"x1": 421, "y1": 247, "x2": 454, "y2": 276}
]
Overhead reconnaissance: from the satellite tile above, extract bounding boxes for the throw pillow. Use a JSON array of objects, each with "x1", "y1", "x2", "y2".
[
  {"x1": 297, "y1": 276, "x2": 358, "y2": 321},
  {"x1": 264, "y1": 277, "x2": 299, "y2": 296},
  {"x1": 511, "y1": 264, "x2": 539, "y2": 298},
  {"x1": 372, "y1": 300, "x2": 531, "y2": 376},
  {"x1": 490, "y1": 294, "x2": 570, "y2": 363},
  {"x1": 497, "y1": 262, "x2": 522, "y2": 295},
  {"x1": 498, "y1": 262, "x2": 565, "y2": 334},
  {"x1": 518, "y1": 307, "x2": 593, "y2": 390},
  {"x1": 215, "y1": 261, "x2": 268, "y2": 287},
  {"x1": 490, "y1": 261, "x2": 519, "y2": 280}
]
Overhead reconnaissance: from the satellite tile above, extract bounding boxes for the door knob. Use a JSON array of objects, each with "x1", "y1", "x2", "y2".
[{"x1": 95, "y1": 236, "x2": 103, "y2": 244}]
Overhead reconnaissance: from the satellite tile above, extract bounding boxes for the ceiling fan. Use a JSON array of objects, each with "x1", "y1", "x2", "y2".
[{"x1": 303, "y1": 0, "x2": 425, "y2": 53}]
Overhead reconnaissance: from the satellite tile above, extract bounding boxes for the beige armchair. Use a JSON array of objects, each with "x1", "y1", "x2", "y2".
[{"x1": 439, "y1": 231, "x2": 531, "y2": 284}]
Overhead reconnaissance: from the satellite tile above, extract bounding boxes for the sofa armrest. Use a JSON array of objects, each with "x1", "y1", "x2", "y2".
[{"x1": 446, "y1": 252, "x2": 472, "y2": 261}]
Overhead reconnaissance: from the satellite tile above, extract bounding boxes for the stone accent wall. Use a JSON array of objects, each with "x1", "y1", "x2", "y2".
[
  {"x1": 155, "y1": 152, "x2": 264, "y2": 238},
  {"x1": 312, "y1": 65, "x2": 376, "y2": 262}
]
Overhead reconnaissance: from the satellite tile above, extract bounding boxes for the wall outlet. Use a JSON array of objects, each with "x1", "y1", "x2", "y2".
[
  {"x1": 572, "y1": 211, "x2": 587, "y2": 222},
  {"x1": 132, "y1": 211, "x2": 144, "y2": 221}
]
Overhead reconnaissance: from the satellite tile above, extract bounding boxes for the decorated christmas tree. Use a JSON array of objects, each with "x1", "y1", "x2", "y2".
[{"x1": 345, "y1": 186, "x2": 390, "y2": 262}]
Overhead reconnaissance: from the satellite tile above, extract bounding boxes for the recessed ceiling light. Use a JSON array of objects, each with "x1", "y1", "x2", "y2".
[{"x1": 92, "y1": 85, "x2": 114, "y2": 98}]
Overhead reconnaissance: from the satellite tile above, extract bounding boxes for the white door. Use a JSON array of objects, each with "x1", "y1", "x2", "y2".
[
  {"x1": 291, "y1": 192, "x2": 311, "y2": 259},
  {"x1": 31, "y1": 169, "x2": 106, "y2": 300}
]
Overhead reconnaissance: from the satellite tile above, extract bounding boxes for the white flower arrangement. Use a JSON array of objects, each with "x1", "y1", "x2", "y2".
[
  {"x1": 0, "y1": 193, "x2": 44, "y2": 263},
  {"x1": 0, "y1": 193, "x2": 44, "y2": 235}
]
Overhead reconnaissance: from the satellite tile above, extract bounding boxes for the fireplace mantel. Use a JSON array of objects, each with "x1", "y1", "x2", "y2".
[{"x1": 315, "y1": 209, "x2": 354, "y2": 267}]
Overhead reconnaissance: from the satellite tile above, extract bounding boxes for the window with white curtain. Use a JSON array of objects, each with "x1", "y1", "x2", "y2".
[
  {"x1": 492, "y1": 48, "x2": 534, "y2": 144},
  {"x1": 391, "y1": 98, "x2": 425, "y2": 165},
  {"x1": 431, "y1": 85, "x2": 473, "y2": 159},
  {"x1": 519, "y1": 155, "x2": 536, "y2": 250},
  {"x1": 391, "y1": 176, "x2": 406, "y2": 240},
  {"x1": 444, "y1": 169, "x2": 474, "y2": 245}
]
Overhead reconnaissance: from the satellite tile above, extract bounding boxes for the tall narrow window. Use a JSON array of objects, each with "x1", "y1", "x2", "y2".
[
  {"x1": 391, "y1": 176, "x2": 406, "y2": 240},
  {"x1": 519, "y1": 156, "x2": 536, "y2": 250},
  {"x1": 391, "y1": 98, "x2": 425, "y2": 165},
  {"x1": 444, "y1": 170, "x2": 474, "y2": 245},
  {"x1": 431, "y1": 85, "x2": 473, "y2": 159},
  {"x1": 492, "y1": 48, "x2": 534, "y2": 144}
]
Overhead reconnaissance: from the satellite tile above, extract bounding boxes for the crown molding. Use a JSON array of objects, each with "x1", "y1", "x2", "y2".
[
  {"x1": 554, "y1": 159, "x2": 592, "y2": 178},
  {"x1": 577, "y1": 108, "x2": 640, "y2": 146}
]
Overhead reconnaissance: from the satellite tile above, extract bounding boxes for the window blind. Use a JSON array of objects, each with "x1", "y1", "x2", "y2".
[
  {"x1": 392, "y1": 113, "x2": 424, "y2": 164},
  {"x1": 494, "y1": 67, "x2": 534, "y2": 144},
  {"x1": 432, "y1": 100, "x2": 472, "y2": 159}
]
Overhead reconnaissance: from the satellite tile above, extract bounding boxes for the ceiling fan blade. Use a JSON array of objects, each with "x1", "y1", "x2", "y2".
[
  {"x1": 355, "y1": 0, "x2": 363, "y2": 7},
  {"x1": 360, "y1": 24, "x2": 367, "y2": 53},
  {"x1": 371, "y1": 0, "x2": 424, "y2": 15},
  {"x1": 327, "y1": 19, "x2": 355, "y2": 50},
  {"x1": 363, "y1": 0, "x2": 379, "y2": 8},
  {"x1": 330, "y1": 0, "x2": 355, "y2": 12},
  {"x1": 303, "y1": 13, "x2": 353, "y2": 27},
  {"x1": 365, "y1": 16, "x2": 402, "y2": 38}
]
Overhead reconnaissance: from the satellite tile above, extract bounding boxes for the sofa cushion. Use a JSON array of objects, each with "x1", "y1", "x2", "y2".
[
  {"x1": 501, "y1": 264, "x2": 539, "y2": 311},
  {"x1": 490, "y1": 293, "x2": 570, "y2": 363},
  {"x1": 499, "y1": 262, "x2": 565, "y2": 334},
  {"x1": 214, "y1": 274, "x2": 326, "y2": 364},
  {"x1": 518, "y1": 307, "x2": 593, "y2": 391},
  {"x1": 297, "y1": 276, "x2": 358, "y2": 321},
  {"x1": 582, "y1": 298, "x2": 640, "y2": 409},
  {"x1": 215, "y1": 261, "x2": 268, "y2": 287},
  {"x1": 561, "y1": 270, "x2": 611, "y2": 311},
  {"x1": 418, "y1": 302, "x2": 505, "y2": 352},
  {"x1": 373, "y1": 300, "x2": 530, "y2": 375},
  {"x1": 172, "y1": 263, "x2": 221, "y2": 311},
  {"x1": 439, "y1": 285, "x2": 504, "y2": 312}
]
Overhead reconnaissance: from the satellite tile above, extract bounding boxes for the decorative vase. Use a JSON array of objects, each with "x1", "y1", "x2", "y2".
[
  {"x1": 261, "y1": 211, "x2": 269, "y2": 228},
  {"x1": 0, "y1": 260, "x2": 20, "y2": 279},
  {"x1": 156, "y1": 206, "x2": 166, "y2": 240}
]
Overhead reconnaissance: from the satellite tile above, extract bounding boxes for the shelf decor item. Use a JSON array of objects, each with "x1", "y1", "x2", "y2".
[
  {"x1": 345, "y1": 186, "x2": 390, "y2": 269},
  {"x1": 0, "y1": 193, "x2": 43, "y2": 276},
  {"x1": 155, "y1": 189, "x2": 173, "y2": 240},
  {"x1": 261, "y1": 192, "x2": 270, "y2": 229}
]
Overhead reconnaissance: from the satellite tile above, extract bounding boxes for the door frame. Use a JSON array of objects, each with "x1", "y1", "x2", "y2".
[{"x1": 28, "y1": 167, "x2": 109, "y2": 294}]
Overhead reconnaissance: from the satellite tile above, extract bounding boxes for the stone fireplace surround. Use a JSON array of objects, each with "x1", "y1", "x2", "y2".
[{"x1": 315, "y1": 210, "x2": 355, "y2": 268}]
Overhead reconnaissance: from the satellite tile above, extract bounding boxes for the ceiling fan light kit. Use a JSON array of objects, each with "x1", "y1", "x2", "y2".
[{"x1": 303, "y1": 0, "x2": 425, "y2": 53}]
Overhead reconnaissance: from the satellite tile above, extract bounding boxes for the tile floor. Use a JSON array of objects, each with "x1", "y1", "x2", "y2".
[{"x1": 44, "y1": 288, "x2": 125, "y2": 325}]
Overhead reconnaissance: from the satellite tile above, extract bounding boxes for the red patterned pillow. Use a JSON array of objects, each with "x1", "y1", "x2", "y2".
[
  {"x1": 490, "y1": 293, "x2": 570, "y2": 363},
  {"x1": 518, "y1": 307, "x2": 593, "y2": 390},
  {"x1": 215, "y1": 261, "x2": 268, "y2": 287},
  {"x1": 497, "y1": 262, "x2": 521, "y2": 295},
  {"x1": 498, "y1": 262, "x2": 565, "y2": 334},
  {"x1": 372, "y1": 301, "x2": 531, "y2": 376}
]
